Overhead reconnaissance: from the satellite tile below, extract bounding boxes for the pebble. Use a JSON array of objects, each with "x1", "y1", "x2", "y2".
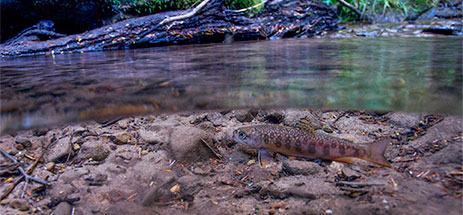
[
  {"x1": 110, "y1": 132, "x2": 132, "y2": 145},
  {"x1": 341, "y1": 167, "x2": 360, "y2": 179},
  {"x1": 282, "y1": 160, "x2": 321, "y2": 175},
  {"x1": 235, "y1": 110, "x2": 255, "y2": 122},
  {"x1": 71, "y1": 126, "x2": 87, "y2": 136},
  {"x1": 46, "y1": 162, "x2": 55, "y2": 171},
  {"x1": 46, "y1": 136, "x2": 72, "y2": 162},
  {"x1": 138, "y1": 129, "x2": 166, "y2": 144},
  {"x1": 1, "y1": 199, "x2": 9, "y2": 205},
  {"x1": 33, "y1": 128, "x2": 49, "y2": 136},
  {"x1": 9, "y1": 198, "x2": 30, "y2": 211},
  {"x1": 247, "y1": 160, "x2": 256, "y2": 166},
  {"x1": 15, "y1": 136, "x2": 32, "y2": 148},
  {"x1": 15, "y1": 144, "x2": 24, "y2": 151},
  {"x1": 78, "y1": 140, "x2": 110, "y2": 161},
  {"x1": 117, "y1": 119, "x2": 129, "y2": 129},
  {"x1": 54, "y1": 201, "x2": 72, "y2": 215}
]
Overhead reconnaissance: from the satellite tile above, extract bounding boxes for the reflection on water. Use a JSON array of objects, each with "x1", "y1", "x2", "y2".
[{"x1": 1, "y1": 37, "x2": 462, "y2": 132}]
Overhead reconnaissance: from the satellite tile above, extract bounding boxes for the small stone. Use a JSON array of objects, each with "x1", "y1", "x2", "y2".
[
  {"x1": 138, "y1": 129, "x2": 166, "y2": 144},
  {"x1": 235, "y1": 110, "x2": 255, "y2": 123},
  {"x1": 54, "y1": 201, "x2": 72, "y2": 215},
  {"x1": 325, "y1": 209, "x2": 333, "y2": 214},
  {"x1": 341, "y1": 167, "x2": 360, "y2": 179},
  {"x1": 207, "y1": 112, "x2": 227, "y2": 127},
  {"x1": 329, "y1": 161, "x2": 344, "y2": 172},
  {"x1": 170, "y1": 184, "x2": 180, "y2": 193},
  {"x1": 116, "y1": 152, "x2": 133, "y2": 160},
  {"x1": 1, "y1": 198, "x2": 9, "y2": 205},
  {"x1": 10, "y1": 198, "x2": 30, "y2": 211},
  {"x1": 247, "y1": 160, "x2": 256, "y2": 166},
  {"x1": 15, "y1": 137, "x2": 32, "y2": 148},
  {"x1": 46, "y1": 162, "x2": 55, "y2": 171},
  {"x1": 386, "y1": 112, "x2": 423, "y2": 128},
  {"x1": 193, "y1": 167, "x2": 210, "y2": 175},
  {"x1": 73, "y1": 144, "x2": 80, "y2": 151},
  {"x1": 46, "y1": 137, "x2": 72, "y2": 162},
  {"x1": 33, "y1": 128, "x2": 49, "y2": 136},
  {"x1": 78, "y1": 140, "x2": 110, "y2": 162},
  {"x1": 110, "y1": 132, "x2": 132, "y2": 145},
  {"x1": 282, "y1": 160, "x2": 321, "y2": 175},
  {"x1": 117, "y1": 119, "x2": 129, "y2": 129},
  {"x1": 15, "y1": 144, "x2": 24, "y2": 151},
  {"x1": 71, "y1": 126, "x2": 87, "y2": 136}
]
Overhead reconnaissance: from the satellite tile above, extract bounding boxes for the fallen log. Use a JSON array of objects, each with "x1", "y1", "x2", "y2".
[{"x1": 0, "y1": 0, "x2": 338, "y2": 57}]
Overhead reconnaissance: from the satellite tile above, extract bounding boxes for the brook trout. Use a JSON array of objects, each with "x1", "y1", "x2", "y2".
[{"x1": 233, "y1": 124, "x2": 392, "y2": 167}]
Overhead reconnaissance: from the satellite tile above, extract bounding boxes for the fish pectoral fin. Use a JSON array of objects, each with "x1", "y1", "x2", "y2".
[
  {"x1": 332, "y1": 157, "x2": 356, "y2": 164},
  {"x1": 258, "y1": 150, "x2": 273, "y2": 168}
]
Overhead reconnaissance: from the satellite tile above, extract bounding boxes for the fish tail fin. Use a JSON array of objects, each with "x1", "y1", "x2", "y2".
[{"x1": 365, "y1": 137, "x2": 392, "y2": 168}]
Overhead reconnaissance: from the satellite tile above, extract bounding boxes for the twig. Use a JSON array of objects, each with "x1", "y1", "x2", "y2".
[
  {"x1": 336, "y1": 181, "x2": 386, "y2": 188},
  {"x1": 101, "y1": 117, "x2": 123, "y2": 128},
  {"x1": 335, "y1": 0, "x2": 371, "y2": 21},
  {"x1": 138, "y1": 0, "x2": 212, "y2": 39},
  {"x1": 200, "y1": 138, "x2": 223, "y2": 159},
  {"x1": 336, "y1": 0, "x2": 362, "y2": 17},
  {"x1": 225, "y1": 0, "x2": 268, "y2": 13},
  {"x1": 1, "y1": 135, "x2": 56, "y2": 200},
  {"x1": 18, "y1": 167, "x2": 51, "y2": 186},
  {"x1": 0, "y1": 148, "x2": 18, "y2": 163}
]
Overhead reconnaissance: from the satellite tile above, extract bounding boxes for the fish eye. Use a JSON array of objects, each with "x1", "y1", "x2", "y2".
[{"x1": 239, "y1": 131, "x2": 247, "y2": 139}]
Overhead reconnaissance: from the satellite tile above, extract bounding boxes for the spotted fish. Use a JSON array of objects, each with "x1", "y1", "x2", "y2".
[{"x1": 233, "y1": 124, "x2": 392, "y2": 167}]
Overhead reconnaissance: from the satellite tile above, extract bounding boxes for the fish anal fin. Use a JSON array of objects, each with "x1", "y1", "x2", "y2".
[
  {"x1": 258, "y1": 150, "x2": 273, "y2": 168},
  {"x1": 332, "y1": 157, "x2": 356, "y2": 164}
]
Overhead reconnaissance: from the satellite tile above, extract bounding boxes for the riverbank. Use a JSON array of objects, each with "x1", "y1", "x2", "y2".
[
  {"x1": 0, "y1": 109, "x2": 461, "y2": 214},
  {"x1": 1, "y1": 0, "x2": 461, "y2": 57}
]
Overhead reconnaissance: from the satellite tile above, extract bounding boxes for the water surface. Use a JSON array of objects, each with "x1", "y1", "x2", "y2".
[{"x1": 1, "y1": 37, "x2": 462, "y2": 132}]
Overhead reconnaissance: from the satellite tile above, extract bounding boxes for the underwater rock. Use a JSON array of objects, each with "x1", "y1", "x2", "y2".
[
  {"x1": 46, "y1": 136, "x2": 72, "y2": 162},
  {"x1": 169, "y1": 126, "x2": 215, "y2": 163},
  {"x1": 54, "y1": 201, "x2": 72, "y2": 215},
  {"x1": 78, "y1": 140, "x2": 110, "y2": 161},
  {"x1": 282, "y1": 160, "x2": 322, "y2": 176},
  {"x1": 9, "y1": 198, "x2": 30, "y2": 211},
  {"x1": 110, "y1": 132, "x2": 132, "y2": 145}
]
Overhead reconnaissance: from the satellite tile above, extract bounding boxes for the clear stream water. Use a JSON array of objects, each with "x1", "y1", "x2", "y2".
[{"x1": 1, "y1": 37, "x2": 462, "y2": 133}]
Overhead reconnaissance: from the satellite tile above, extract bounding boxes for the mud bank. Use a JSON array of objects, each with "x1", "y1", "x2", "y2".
[{"x1": 0, "y1": 109, "x2": 461, "y2": 214}]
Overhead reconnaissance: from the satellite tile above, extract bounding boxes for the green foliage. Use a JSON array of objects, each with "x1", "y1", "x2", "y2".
[
  {"x1": 32, "y1": 0, "x2": 268, "y2": 17},
  {"x1": 224, "y1": 0, "x2": 262, "y2": 10},
  {"x1": 321, "y1": 0, "x2": 439, "y2": 22},
  {"x1": 224, "y1": 0, "x2": 265, "y2": 15},
  {"x1": 106, "y1": 0, "x2": 201, "y2": 15}
]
